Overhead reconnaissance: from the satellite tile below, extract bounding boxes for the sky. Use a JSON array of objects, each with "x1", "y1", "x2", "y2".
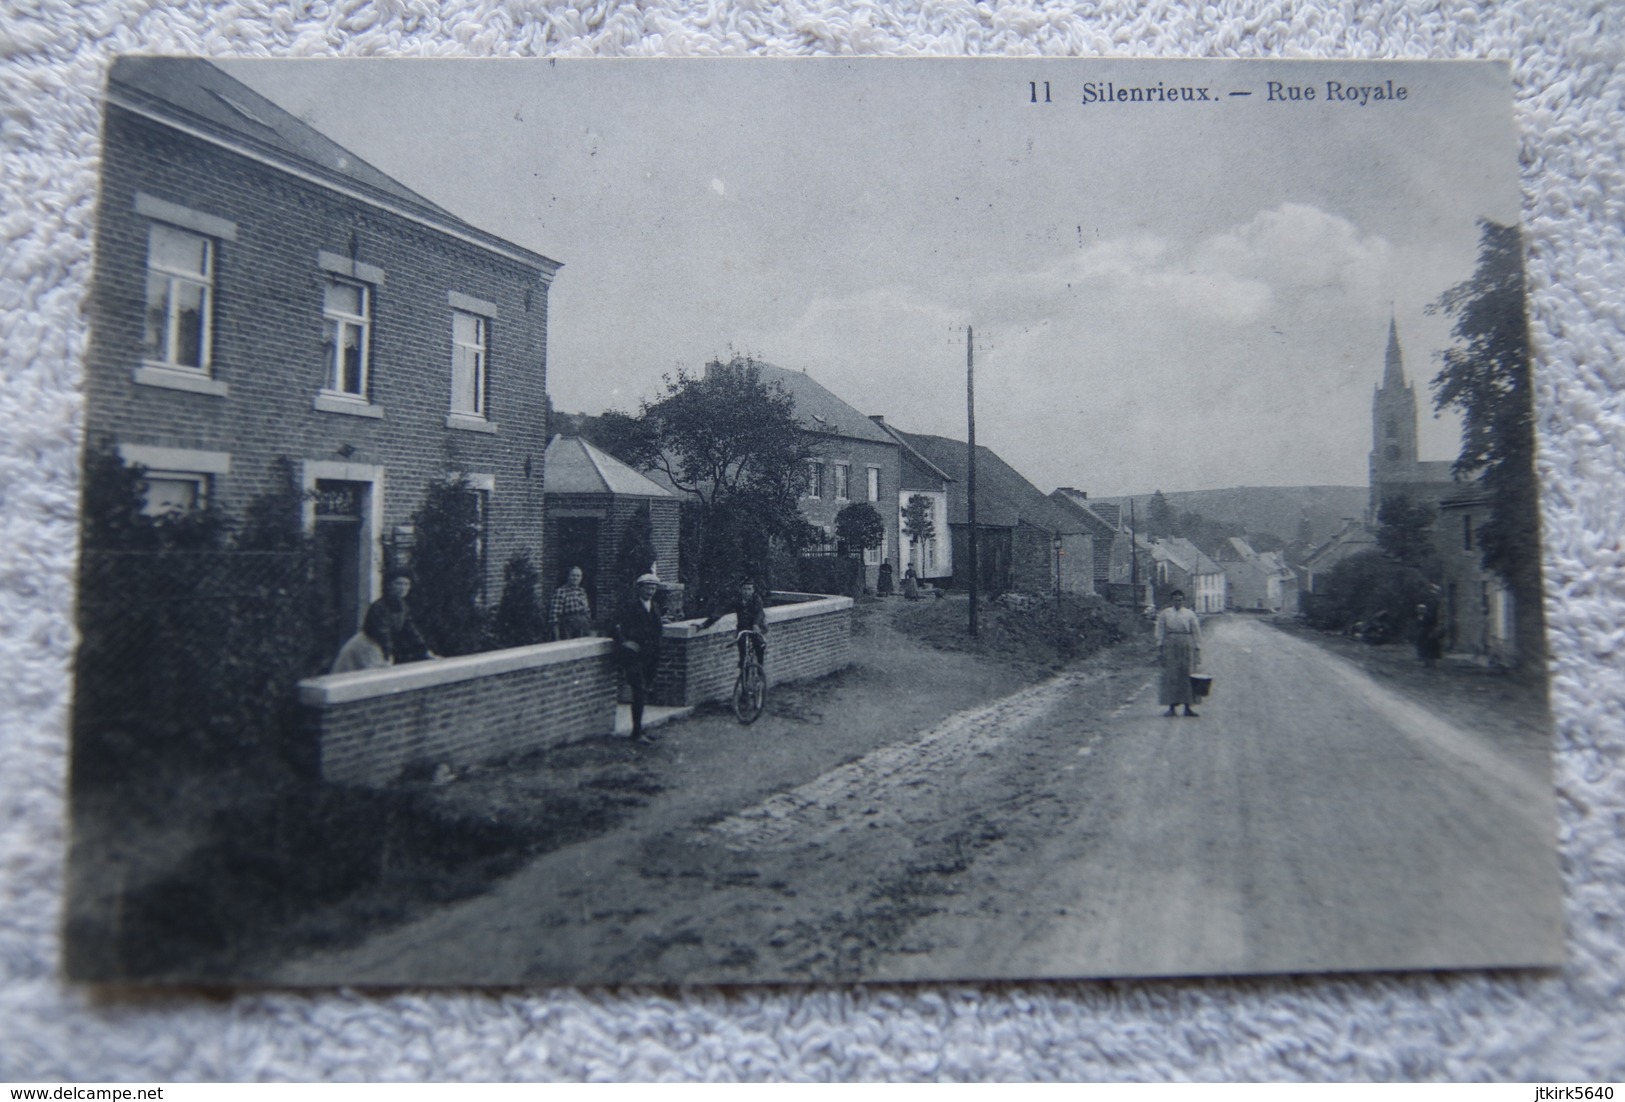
[{"x1": 224, "y1": 58, "x2": 1521, "y2": 498}]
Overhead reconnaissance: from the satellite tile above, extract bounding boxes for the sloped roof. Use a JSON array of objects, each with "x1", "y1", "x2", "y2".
[
  {"x1": 107, "y1": 58, "x2": 558, "y2": 273},
  {"x1": 1049, "y1": 491, "x2": 1119, "y2": 578},
  {"x1": 892, "y1": 430, "x2": 1081, "y2": 535},
  {"x1": 715, "y1": 359, "x2": 896, "y2": 446},
  {"x1": 543, "y1": 436, "x2": 674, "y2": 498}
]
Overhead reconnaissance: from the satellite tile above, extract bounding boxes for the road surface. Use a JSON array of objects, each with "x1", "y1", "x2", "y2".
[{"x1": 270, "y1": 616, "x2": 1563, "y2": 985}]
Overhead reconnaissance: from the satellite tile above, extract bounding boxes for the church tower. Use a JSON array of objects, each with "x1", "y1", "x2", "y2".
[{"x1": 1369, "y1": 317, "x2": 1419, "y2": 518}]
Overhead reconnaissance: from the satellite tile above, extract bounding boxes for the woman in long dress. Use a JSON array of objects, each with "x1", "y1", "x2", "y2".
[{"x1": 1155, "y1": 589, "x2": 1203, "y2": 717}]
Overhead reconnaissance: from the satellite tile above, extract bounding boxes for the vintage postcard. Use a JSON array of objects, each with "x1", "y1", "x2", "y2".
[{"x1": 66, "y1": 58, "x2": 1561, "y2": 985}]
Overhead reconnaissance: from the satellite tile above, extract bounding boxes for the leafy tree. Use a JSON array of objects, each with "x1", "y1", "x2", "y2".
[
  {"x1": 835, "y1": 502, "x2": 885, "y2": 558},
  {"x1": 1145, "y1": 490, "x2": 1176, "y2": 540},
  {"x1": 902, "y1": 494, "x2": 936, "y2": 570},
  {"x1": 1376, "y1": 492, "x2": 1438, "y2": 572},
  {"x1": 409, "y1": 474, "x2": 487, "y2": 656},
  {"x1": 1301, "y1": 549, "x2": 1432, "y2": 638},
  {"x1": 615, "y1": 356, "x2": 816, "y2": 608},
  {"x1": 1427, "y1": 218, "x2": 1543, "y2": 663},
  {"x1": 586, "y1": 409, "x2": 663, "y2": 471}
]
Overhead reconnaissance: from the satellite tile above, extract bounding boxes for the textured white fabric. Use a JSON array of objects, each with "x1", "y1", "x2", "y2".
[{"x1": 3, "y1": 0, "x2": 1622, "y2": 1082}]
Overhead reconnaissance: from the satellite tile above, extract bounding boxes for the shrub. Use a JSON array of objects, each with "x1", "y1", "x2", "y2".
[{"x1": 488, "y1": 552, "x2": 546, "y2": 649}]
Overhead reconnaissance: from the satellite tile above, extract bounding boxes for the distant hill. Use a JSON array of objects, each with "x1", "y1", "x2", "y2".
[{"x1": 1099, "y1": 486, "x2": 1369, "y2": 549}]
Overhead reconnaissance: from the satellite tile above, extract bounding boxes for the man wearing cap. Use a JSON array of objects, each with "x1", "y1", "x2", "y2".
[{"x1": 612, "y1": 573, "x2": 665, "y2": 742}]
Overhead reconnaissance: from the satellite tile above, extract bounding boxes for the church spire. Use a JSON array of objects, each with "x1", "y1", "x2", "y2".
[{"x1": 1383, "y1": 314, "x2": 1406, "y2": 388}]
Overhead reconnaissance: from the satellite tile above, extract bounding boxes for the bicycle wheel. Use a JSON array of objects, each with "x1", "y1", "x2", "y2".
[{"x1": 733, "y1": 661, "x2": 766, "y2": 725}]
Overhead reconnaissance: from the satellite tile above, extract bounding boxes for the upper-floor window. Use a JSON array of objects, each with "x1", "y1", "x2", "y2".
[
  {"x1": 144, "y1": 224, "x2": 214, "y2": 372},
  {"x1": 867, "y1": 466, "x2": 880, "y2": 502},
  {"x1": 322, "y1": 278, "x2": 371, "y2": 398},
  {"x1": 451, "y1": 311, "x2": 489, "y2": 418},
  {"x1": 805, "y1": 460, "x2": 824, "y2": 499},
  {"x1": 1463, "y1": 513, "x2": 1474, "y2": 552},
  {"x1": 832, "y1": 462, "x2": 850, "y2": 501}
]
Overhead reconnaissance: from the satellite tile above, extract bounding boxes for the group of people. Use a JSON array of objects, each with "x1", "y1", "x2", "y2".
[{"x1": 329, "y1": 561, "x2": 766, "y2": 746}]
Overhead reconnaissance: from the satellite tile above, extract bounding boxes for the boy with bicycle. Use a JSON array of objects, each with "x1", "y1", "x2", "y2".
[{"x1": 701, "y1": 576, "x2": 768, "y2": 668}]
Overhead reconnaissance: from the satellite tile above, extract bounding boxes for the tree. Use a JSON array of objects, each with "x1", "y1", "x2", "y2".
[
  {"x1": 585, "y1": 409, "x2": 663, "y2": 471},
  {"x1": 902, "y1": 494, "x2": 936, "y2": 570},
  {"x1": 1427, "y1": 218, "x2": 1543, "y2": 663},
  {"x1": 489, "y1": 552, "x2": 546, "y2": 649},
  {"x1": 622, "y1": 357, "x2": 815, "y2": 607},
  {"x1": 1376, "y1": 492, "x2": 1438, "y2": 572},
  {"x1": 409, "y1": 474, "x2": 487, "y2": 656},
  {"x1": 834, "y1": 502, "x2": 885, "y2": 557},
  {"x1": 1145, "y1": 490, "x2": 1176, "y2": 540}
]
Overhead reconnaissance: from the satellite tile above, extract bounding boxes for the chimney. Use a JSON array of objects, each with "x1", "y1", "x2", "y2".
[{"x1": 869, "y1": 415, "x2": 885, "y2": 426}]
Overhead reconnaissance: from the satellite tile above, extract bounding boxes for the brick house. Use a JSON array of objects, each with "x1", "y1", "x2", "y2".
[
  {"x1": 88, "y1": 58, "x2": 560, "y2": 653},
  {"x1": 713, "y1": 359, "x2": 904, "y2": 592},
  {"x1": 541, "y1": 434, "x2": 680, "y2": 626}
]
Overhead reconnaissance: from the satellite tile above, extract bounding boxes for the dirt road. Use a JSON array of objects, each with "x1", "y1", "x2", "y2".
[{"x1": 268, "y1": 612, "x2": 1562, "y2": 985}]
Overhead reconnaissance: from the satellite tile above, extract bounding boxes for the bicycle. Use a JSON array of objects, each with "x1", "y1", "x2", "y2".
[{"x1": 731, "y1": 629, "x2": 767, "y2": 725}]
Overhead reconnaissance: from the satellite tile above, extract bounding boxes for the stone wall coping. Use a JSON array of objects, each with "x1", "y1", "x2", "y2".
[
  {"x1": 299, "y1": 636, "x2": 614, "y2": 706},
  {"x1": 660, "y1": 592, "x2": 854, "y2": 639}
]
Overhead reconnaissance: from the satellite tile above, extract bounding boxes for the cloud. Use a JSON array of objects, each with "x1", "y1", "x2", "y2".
[{"x1": 738, "y1": 204, "x2": 1413, "y2": 494}]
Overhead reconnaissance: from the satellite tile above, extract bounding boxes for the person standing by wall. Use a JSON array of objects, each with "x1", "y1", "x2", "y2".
[
  {"x1": 1155, "y1": 588, "x2": 1203, "y2": 717},
  {"x1": 549, "y1": 565, "x2": 593, "y2": 640},
  {"x1": 361, "y1": 568, "x2": 436, "y2": 665},
  {"x1": 612, "y1": 573, "x2": 665, "y2": 743}
]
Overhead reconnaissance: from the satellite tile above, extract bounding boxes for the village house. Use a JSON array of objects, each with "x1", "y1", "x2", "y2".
[
  {"x1": 888, "y1": 431, "x2": 1089, "y2": 596},
  {"x1": 1135, "y1": 536, "x2": 1228, "y2": 614},
  {"x1": 89, "y1": 58, "x2": 559, "y2": 654},
  {"x1": 717, "y1": 360, "x2": 905, "y2": 593},
  {"x1": 870, "y1": 417, "x2": 956, "y2": 585},
  {"x1": 1050, "y1": 488, "x2": 1133, "y2": 597},
  {"x1": 541, "y1": 435, "x2": 681, "y2": 626},
  {"x1": 1217, "y1": 537, "x2": 1298, "y2": 614}
]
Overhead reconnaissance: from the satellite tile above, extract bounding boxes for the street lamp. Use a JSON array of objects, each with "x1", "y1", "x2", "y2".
[{"x1": 1053, "y1": 534, "x2": 1063, "y2": 604}]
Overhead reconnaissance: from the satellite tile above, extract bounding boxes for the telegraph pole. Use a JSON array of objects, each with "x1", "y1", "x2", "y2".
[
  {"x1": 966, "y1": 325, "x2": 978, "y2": 638},
  {"x1": 1129, "y1": 497, "x2": 1139, "y2": 611}
]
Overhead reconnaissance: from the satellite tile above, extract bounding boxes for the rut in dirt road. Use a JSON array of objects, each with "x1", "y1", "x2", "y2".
[{"x1": 711, "y1": 668, "x2": 1090, "y2": 851}]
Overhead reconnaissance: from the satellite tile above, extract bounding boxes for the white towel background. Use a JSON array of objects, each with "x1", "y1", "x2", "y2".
[{"x1": 3, "y1": 0, "x2": 1622, "y2": 1081}]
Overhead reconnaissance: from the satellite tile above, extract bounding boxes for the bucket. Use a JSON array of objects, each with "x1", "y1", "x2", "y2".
[{"x1": 1190, "y1": 674, "x2": 1213, "y2": 699}]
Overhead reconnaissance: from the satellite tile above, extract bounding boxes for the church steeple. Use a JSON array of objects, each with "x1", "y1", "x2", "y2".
[
  {"x1": 1383, "y1": 314, "x2": 1406, "y2": 388},
  {"x1": 1370, "y1": 317, "x2": 1421, "y2": 521}
]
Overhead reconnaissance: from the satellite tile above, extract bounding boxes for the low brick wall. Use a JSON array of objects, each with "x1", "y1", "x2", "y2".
[
  {"x1": 298, "y1": 637, "x2": 618, "y2": 786},
  {"x1": 298, "y1": 593, "x2": 853, "y2": 786},
  {"x1": 651, "y1": 592, "x2": 854, "y2": 707}
]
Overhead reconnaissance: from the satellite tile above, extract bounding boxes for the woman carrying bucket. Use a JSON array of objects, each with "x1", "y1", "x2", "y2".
[{"x1": 1155, "y1": 589, "x2": 1204, "y2": 718}]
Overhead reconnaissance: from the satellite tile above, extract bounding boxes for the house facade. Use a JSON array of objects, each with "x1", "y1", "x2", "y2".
[
  {"x1": 1218, "y1": 537, "x2": 1298, "y2": 613},
  {"x1": 1138, "y1": 536, "x2": 1228, "y2": 613},
  {"x1": 1434, "y1": 490, "x2": 1517, "y2": 663},
  {"x1": 872, "y1": 417, "x2": 955, "y2": 583},
  {"x1": 1051, "y1": 488, "x2": 1130, "y2": 596},
  {"x1": 725, "y1": 360, "x2": 904, "y2": 592},
  {"x1": 891, "y1": 431, "x2": 1086, "y2": 595},
  {"x1": 541, "y1": 435, "x2": 680, "y2": 625},
  {"x1": 89, "y1": 58, "x2": 560, "y2": 651}
]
